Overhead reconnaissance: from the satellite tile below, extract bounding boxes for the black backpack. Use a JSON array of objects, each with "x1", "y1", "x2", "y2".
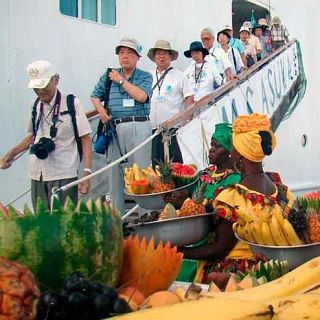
[{"x1": 31, "y1": 94, "x2": 83, "y2": 161}]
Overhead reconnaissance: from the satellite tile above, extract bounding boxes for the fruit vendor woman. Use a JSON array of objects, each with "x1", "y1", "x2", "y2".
[
  {"x1": 173, "y1": 123, "x2": 241, "y2": 282},
  {"x1": 179, "y1": 114, "x2": 294, "y2": 283}
]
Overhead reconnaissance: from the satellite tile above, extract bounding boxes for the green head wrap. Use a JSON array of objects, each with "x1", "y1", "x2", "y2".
[{"x1": 211, "y1": 123, "x2": 232, "y2": 152}]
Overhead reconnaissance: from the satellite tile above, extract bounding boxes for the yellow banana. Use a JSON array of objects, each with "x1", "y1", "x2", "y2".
[
  {"x1": 269, "y1": 215, "x2": 290, "y2": 246},
  {"x1": 261, "y1": 221, "x2": 277, "y2": 245},
  {"x1": 271, "y1": 293, "x2": 320, "y2": 320},
  {"x1": 132, "y1": 163, "x2": 142, "y2": 180},
  {"x1": 273, "y1": 204, "x2": 285, "y2": 227},
  {"x1": 233, "y1": 222, "x2": 246, "y2": 240},
  {"x1": 243, "y1": 222, "x2": 256, "y2": 243},
  {"x1": 282, "y1": 218, "x2": 304, "y2": 246},
  {"x1": 258, "y1": 205, "x2": 271, "y2": 222},
  {"x1": 212, "y1": 257, "x2": 320, "y2": 301},
  {"x1": 146, "y1": 165, "x2": 157, "y2": 176},
  {"x1": 141, "y1": 169, "x2": 151, "y2": 179},
  {"x1": 113, "y1": 296, "x2": 272, "y2": 320},
  {"x1": 301, "y1": 282, "x2": 320, "y2": 294},
  {"x1": 250, "y1": 220, "x2": 264, "y2": 245},
  {"x1": 235, "y1": 206, "x2": 255, "y2": 223}
]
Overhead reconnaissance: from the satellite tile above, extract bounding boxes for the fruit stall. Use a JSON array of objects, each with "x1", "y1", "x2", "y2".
[{"x1": 0, "y1": 166, "x2": 319, "y2": 319}]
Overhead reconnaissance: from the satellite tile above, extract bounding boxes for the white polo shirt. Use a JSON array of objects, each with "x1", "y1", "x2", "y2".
[
  {"x1": 207, "y1": 47, "x2": 232, "y2": 75},
  {"x1": 27, "y1": 91, "x2": 92, "y2": 181},
  {"x1": 226, "y1": 47, "x2": 244, "y2": 74},
  {"x1": 184, "y1": 60, "x2": 223, "y2": 101},
  {"x1": 149, "y1": 68, "x2": 194, "y2": 128}
]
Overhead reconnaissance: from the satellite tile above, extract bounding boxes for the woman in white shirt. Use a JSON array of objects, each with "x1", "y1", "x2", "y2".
[
  {"x1": 217, "y1": 30, "x2": 245, "y2": 75},
  {"x1": 184, "y1": 41, "x2": 222, "y2": 101}
]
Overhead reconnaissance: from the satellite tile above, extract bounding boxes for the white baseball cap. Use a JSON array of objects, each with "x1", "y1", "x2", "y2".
[{"x1": 27, "y1": 60, "x2": 56, "y2": 89}]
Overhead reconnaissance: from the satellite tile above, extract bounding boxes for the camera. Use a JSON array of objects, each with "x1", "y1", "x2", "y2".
[{"x1": 31, "y1": 137, "x2": 55, "y2": 159}]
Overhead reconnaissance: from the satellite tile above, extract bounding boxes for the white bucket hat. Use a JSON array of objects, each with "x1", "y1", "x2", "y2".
[
  {"x1": 27, "y1": 60, "x2": 56, "y2": 89},
  {"x1": 147, "y1": 40, "x2": 179, "y2": 62},
  {"x1": 222, "y1": 24, "x2": 233, "y2": 31},
  {"x1": 115, "y1": 37, "x2": 142, "y2": 57},
  {"x1": 258, "y1": 18, "x2": 269, "y2": 27},
  {"x1": 239, "y1": 26, "x2": 250, "y2": 34}
]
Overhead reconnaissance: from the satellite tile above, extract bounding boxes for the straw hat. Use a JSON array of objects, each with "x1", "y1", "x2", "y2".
[
  {"x1": 272, "y1": 16, "x2": 281, "y2": 25},
  {"x1": 147, "y1": 40, "x2": 179, "y2": 61},
  {"x1": 115, "y1": 37, "x2": 142, "y2": 57}
]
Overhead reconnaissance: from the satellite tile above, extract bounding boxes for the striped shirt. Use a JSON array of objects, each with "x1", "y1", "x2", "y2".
[
  {"x1": 91, "y1": 68, "x2": 152, "y2": 119},
  {"x1": 271, "y1": 25, "x2": 289, "y2": 42}
]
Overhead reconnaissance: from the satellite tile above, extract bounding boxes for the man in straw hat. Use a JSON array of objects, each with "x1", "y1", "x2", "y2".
[
  {"x1": 91, "y1": 37, "x2": 153, "y2": 214},
  {"x1": 0, "y1": 60, "x2": 92, "y2": 210},
  {"x1": 148, "y1": 40, "x2": 194, "y2": 165},
  {"x1": 270, "y1": 16, "x2": 289, "y2": 50},
  {"x1": 254, "y1": 19, "x2": 272, "y2": 59}
]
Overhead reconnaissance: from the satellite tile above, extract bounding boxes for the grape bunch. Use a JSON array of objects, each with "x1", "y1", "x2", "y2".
[
  {"x1": 37, "y1": 271, "x2": 132, "y2": 320},
  {"x1": 288, "y1": 207, "x2": 308, "y2": 240}
]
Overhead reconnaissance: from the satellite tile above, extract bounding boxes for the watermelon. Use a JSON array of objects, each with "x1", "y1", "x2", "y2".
[
  {"x1": 0, "y1": 197, "x2": 123, "y2": 291},
  {"x1": 171, "y1": 163, "x2": 197, "y2": 188}
]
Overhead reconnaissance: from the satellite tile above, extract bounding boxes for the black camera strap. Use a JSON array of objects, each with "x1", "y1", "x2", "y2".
[{"x1": 31, "y1": 90, "x2": 62, "y2": 139}]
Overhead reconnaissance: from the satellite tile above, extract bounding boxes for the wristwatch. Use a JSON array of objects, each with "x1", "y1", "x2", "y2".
[
  {"x1": 119, "y1": 78, "x2": 125, "y2": 86},
  {"x1": 83, "y1": 168, "x2": 92, "y2": 174}
]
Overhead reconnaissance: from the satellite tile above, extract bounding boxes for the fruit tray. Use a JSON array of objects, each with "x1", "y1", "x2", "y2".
[
  {"x1": 124, "y1": 179, "x2": 198, "y2": 210},
  {"x1": 235, "y1": 233, "x2": 320, "y2": 270},
  {"x1": 126, "y1": 212, "x2": 216, "y2": 247}
]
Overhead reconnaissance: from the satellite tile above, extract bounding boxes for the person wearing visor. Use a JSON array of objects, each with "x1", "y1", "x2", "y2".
[{"x1": 0, "y1": 60, "x2": 92, "y2": 210}]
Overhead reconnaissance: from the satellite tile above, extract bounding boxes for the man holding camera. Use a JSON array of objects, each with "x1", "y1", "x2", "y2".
[{"x1": 0, "y1": 60, "x2": 92, "y2": 210}]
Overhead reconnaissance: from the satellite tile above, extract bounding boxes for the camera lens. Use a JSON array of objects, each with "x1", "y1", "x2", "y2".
[{"x1": 32, "y1": 137, "x2": 55, "y2": 160}]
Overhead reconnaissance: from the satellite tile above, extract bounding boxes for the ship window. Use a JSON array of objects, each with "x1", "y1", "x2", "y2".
[
  {"x1": 82, "y1": 0, "x2": 97, "y2": 22},
  {"x1": 59, "y1": 0, "x2": 117, "y2": 26},
  {"x1": 101, "y1": 0, "x2": 116, "y2": 26},
  {"x1": 60, "y1": 0, "x2": 78, "y2": 17}
]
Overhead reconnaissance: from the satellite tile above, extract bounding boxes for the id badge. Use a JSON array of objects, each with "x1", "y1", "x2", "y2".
[
  {"x1": 123, "y1": 99, "x2": 135, "y2": 107},
  {"x1": 155, "y1": 95, "x2": 165, "y2": 103}
]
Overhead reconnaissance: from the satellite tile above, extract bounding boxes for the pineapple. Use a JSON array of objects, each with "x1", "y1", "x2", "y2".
[
  {"x1": 151, "y1": 161, "x2": 175, "y2": 193},
  {"x1": 178, "y1": 183, "x2": 206, "y2": 216},
  {"x1": 307, "y1": 208, "x2": 320, "y2": 243}
]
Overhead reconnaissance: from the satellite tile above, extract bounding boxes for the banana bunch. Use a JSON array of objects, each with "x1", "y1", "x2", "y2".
[
  {"x1": 124, "y1": 163, "x2": 158, "y2": 193},
  {"x1": 233, "y1": 204, "x2": 304, "y2": 246},
  {"x1": 113, "y1": 257, "x2": 320, "y2": 320}
]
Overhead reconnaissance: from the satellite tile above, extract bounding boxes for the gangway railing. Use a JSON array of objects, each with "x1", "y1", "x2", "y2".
[{"x1": 4, "y1": 39, "x2": 307, "y2": 208}]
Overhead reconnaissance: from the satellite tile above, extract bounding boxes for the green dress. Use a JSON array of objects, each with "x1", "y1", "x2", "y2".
[{"x1": 176, "y1": 166, "x2": 241, "y2": 282}]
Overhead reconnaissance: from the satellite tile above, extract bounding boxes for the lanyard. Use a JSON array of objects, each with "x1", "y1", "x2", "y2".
[
  {"x1": 194, "y1": 62, "x2": 205, "y2": 84},
  {"x1": 153, "y1": 67, "x2": 173, "y2": 94}
]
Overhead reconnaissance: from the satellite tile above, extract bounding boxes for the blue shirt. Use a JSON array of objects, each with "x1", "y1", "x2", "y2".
[
  {"x1": 91, "y1": 68, "x2": 152, "y2": 119},
  {"x1": 228, "y1": 37, "x2": 245, "y2": 55}
]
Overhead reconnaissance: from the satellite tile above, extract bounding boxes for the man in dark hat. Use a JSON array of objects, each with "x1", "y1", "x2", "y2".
[{"x1": 184, "y1": 41, "x2": 223, "y2": 101}]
